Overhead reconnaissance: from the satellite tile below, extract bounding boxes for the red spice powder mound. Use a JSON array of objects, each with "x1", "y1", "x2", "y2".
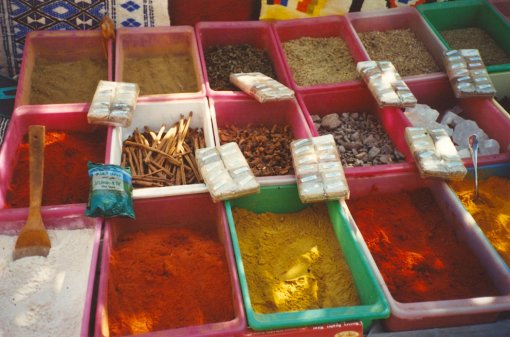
[
  {"x1": 6, "y1": 129, "x2": 106, "y2": 207},
  {"x1": 107, "y1": 227, "x2": 235, "y2": 336},
  {"x1": 347, "y1": 188, "x2": 500, "y2": 303}
]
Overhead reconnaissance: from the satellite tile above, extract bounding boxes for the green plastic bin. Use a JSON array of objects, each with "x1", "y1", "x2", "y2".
[
  {"x1": 225, "y1": 185, "x2": 390, "y2": 332},
  {"x1": 417, "y1": 0, "x2": 510, "y2": 73}
]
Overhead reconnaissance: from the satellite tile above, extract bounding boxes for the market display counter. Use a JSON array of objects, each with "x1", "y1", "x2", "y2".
[{"x1": 1, "y1": 1, "x2": 510, "y2": 336}]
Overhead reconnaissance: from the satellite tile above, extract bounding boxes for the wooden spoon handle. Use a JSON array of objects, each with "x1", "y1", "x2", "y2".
[{"x1": 29, "y1": 125, "x2": 45, "y2": 209}]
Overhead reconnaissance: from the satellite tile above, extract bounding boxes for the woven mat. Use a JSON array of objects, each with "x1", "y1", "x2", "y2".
[{"x1": 0, "y1": 0, "x2": 170, "y2": 78}]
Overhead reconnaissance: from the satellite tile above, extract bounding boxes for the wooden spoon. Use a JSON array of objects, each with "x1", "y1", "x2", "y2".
[{"x1": 13, "y1": 125, "x2": 51, "y2": 260}]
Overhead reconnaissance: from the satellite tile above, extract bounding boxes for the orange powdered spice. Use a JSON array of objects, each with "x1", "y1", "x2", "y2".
[
  {"x1": 347, "y1": 188, "x2": 500, "y2": 303},
  {"x1": 107, "y1": 227, "x2": 235, "y2": 336},
  {"x1": 6, "y1": 129, "x2": 106, "y2": 207},
  {"x1": 450, "y1": 176, "x2": 510, "y2": 267}
]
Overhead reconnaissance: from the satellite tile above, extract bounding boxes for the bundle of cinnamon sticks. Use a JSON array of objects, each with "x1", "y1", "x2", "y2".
[{"x1": 121, "y1": 112, "x2": 205, "y2": 187}]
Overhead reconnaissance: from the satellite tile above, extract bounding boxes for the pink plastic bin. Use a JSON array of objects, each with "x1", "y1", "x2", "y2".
[
  {"x1": 94, "y1": 194, "x2": 246, "y2": 337},
  {"x1": 271, "y1": 15, "x2": 365, "y2": 94},
  {"x1": 297, "y1": 85, "x2": 415, "y2": 178},
  {"x1": 406, "y1": 77, "x2": 510, "y2": 166},
  {"x1": 209, "y1": 97, "x2": 311, "y2": 185},
  {"x1": 195, "y1": 21, "x2": 292, "y2": 99},
  {"x1": 0, "y1": 207, "x2": 102, "y2": 337},
  {"x1": 346, "y1": 6, "x2": 447, "y2": 81},
  {"x1": 342, "y1": 171, "x2": 510, "y2": 331},
  {"x1": 115, "y1": 26, "x2": 205, "y2": 101},
  {"x1": 15, "y1": 30, "x2": 112, "y2": 109},
  {"x1": 0, "y1": 105, "x2": 110, "y2": 210},
  {"x1": 489, "y1": 0, "x2": 510, "y2": 24}
]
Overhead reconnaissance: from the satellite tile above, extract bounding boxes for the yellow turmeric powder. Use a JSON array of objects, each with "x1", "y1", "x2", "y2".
[
  {"x1": 450, "y1": 176, "x2": 510, "y2": 267},
  {"x1": 233, "y1": 204, "x2": 360, "y2": 314}
]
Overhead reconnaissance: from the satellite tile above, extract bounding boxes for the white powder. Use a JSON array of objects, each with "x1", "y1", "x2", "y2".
[{"x1": 0, "y1": 228, "x2": 95, "y2": 337}]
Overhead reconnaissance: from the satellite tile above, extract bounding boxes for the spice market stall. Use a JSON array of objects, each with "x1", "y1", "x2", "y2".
[{"x1": 1, "y1": 0, "x2": 510, "y2": 336}]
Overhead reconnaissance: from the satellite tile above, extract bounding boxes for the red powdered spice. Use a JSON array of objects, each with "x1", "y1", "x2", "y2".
[
  {"x1": 6, "y1": 129, "x2": 106, "y2": 207},
  {"x1": 347, "y1": 188, "x2": 500, "y2": 303},
  {"x1": 107, "y1": 227, "x2": 235, "y2": 336}
]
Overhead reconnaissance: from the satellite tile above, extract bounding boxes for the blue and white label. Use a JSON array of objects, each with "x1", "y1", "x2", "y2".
[{"x1": 92, "y1": 170, "x2": 124, "y2": 192}]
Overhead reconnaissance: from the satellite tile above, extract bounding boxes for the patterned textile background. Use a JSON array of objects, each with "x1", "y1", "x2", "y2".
[{"x1": 0, "y1": 0, "x2": 170, "y2": 78}]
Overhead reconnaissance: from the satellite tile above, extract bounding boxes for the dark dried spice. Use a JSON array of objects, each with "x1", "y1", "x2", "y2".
[
  {"x1": 204, "y1": 44, "x2": 276, "y2": 91},
  {"x1": 219, "y1": 124, "x2": 294, "y2": 176}
]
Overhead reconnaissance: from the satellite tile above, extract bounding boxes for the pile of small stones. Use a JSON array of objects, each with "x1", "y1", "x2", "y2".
[{"x1": 312, "y1": 112, "x2": 406, "y2": 167}]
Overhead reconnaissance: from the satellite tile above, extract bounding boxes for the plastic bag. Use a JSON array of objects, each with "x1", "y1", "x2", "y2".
[
  {"x1": 86, "y1": 162, "x2": 135, "y2": 218},
  {"x1": 291, "y1": 135, "x2": 349, "y2": 203},
  {"x1": 443, "y1": 49, "x2": 496, "y2": 98},
  {"x1": 405, "y1": 127, "x2": 467, "y2": 181},
  {"x1": 357, "y1": 61, "x2": 417, "y2": 108},
  {"x1": 259, "y1": 0, "x2": 351, "y2": 21},
  {"x1": 88, "y1": 80, "x2": 139, "y2": 127},
  {"x1": 196, "y1": 142, "x2": 259, "y2": 202},
  {"x1": 229, "y1": 72, "x2": 294, "y2": 103}
]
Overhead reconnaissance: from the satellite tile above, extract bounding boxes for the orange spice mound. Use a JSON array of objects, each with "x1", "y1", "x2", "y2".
[
  {"x1": 347, "y1": 188, "x2": 500, "y2": 303},
  {"x1": 107, "y1": 227, "x2": 235, "y2": 336},
  {"x1": 6, "y1": 129, "x2": 106, "y2": 207}
]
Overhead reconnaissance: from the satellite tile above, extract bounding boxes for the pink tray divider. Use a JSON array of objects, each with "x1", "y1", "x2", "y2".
[
  {"x1": 95, "y1": 194, "x2": 246, "y2": 337},
  {"x1": 342, "y1": 171, "x2": 510, "y2": 331},
  {"x1": 195, "y1": 21, "x2": 292, "y2": 99},
  {"x1": 0, "y1": 104, "x2": 109, "y2": 210},
  {"x1": 15, "y1": 30, "x2": 112, "y2": 109},
  {"x1": 346, "y1": 6, "x2": 448, "y2": 82},
  {"x1": 296, "y1": 85, "x2": 417, "y2": 178},
  {"x1": 115, "y1": 26, "x2": 206, "y2": 101},
  {"x1": 209, "y1": 96, "x2": 312, "y2": 186},
  {"x1": 271, "y1": 15, "x2": 367, "y2": 95},
  {"x1": 406, "y1": 76, "x2": 510, "y2": 166},
  {"x1": 0, "y1": 207, "x2": 102, "y2": 337}
]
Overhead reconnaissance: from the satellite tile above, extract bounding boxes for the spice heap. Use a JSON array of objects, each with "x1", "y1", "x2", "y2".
[
  {"x1": 219, "y1": 124, "x2": 294, "y2": 176},
  {"x1": 30, "y1": 57, "x2": 108, "y2": 104},
  {"x1": 121, "y1": 113, "x2": 205, "y2": 188},
  {"x1": 450, "y1": 176, "x2": 510, "y2": 267},
  {"x1": 233, "y1": 204, "x2": 360, "y2": 314},
  {"x1": 282, "y1": 36, "x2": 359, "y2": 86},
  {"x1": 205, "y1": 44, "x2": 276, "y2": 91},
  {"x1": 6, "y1": 129, "x2": 106, "y2": 207},
  {"x1": 358, "y1": 28, "x2": 440, "y2": 77},
  {"x1": 440, "y1": 27, "x2": 510, "y2": 66},
  {"x1": 107, "y1": 227, "x2": 235, "y2": 336},
  {"x1": 347, "y1": 188, "x2": 500, "y2": 303},
  {"x1": 123, "y1": 54, "x2": 199, "y2": 95},
  {"x1": 313, "y1": 112, "x2": 405, "y2": 167},
  {"x1": 0, "y1": 228, "x2": 95, "y2": 337}
]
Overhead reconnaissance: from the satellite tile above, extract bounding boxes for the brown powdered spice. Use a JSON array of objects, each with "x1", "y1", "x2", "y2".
[
  {"x1": 440, "y1": 27, "x2": 510, "y2": 66},
  {"x1": 358, "y1": 28, "x2": 440, "y2": 77},
  {"x1": 123, "y1": 55, "x2": 199, "y2": 95},
  {"x1": 30, "y1": 58, "x2": 107, "y2": 104},
  {"x1": 282, "y1": 37, "x2": 359, "y2": 86}
]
